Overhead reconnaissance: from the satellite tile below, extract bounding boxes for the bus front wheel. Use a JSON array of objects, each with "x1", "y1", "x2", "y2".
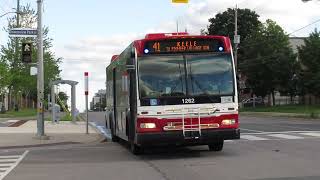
[{"x1": 208, "y1": 140, "x2": 224, "y2": 151}]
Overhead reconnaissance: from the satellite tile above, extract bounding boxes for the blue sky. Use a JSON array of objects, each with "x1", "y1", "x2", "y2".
[
  {"x1": 1, "y1": 0, "x2": 319, "y2": 111},
  {"x1": 1, "y1": 0, "x2": 190, "y2": 48},
  {"x1": 27, "y1": 0, "x2": 189, "y2": 45}
]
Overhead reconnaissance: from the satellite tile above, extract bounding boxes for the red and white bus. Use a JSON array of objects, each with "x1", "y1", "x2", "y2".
[{"x1": 105, "y1": 32, "x2": 240, "y2": 154}]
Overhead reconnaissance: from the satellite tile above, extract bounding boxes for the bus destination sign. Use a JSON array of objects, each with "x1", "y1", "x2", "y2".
[{"x1": 144, "y1": 38, "x2": 224, "y2": 54}]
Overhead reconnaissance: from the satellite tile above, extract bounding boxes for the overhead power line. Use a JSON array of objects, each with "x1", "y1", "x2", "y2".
[{"x1": 288, "y1": 18, "x2": 320, "y2": 36}]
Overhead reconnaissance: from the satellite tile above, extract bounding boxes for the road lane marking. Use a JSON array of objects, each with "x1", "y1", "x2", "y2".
[
  {"x1": 240, "y1": 128, "x2": 265, "y2": 133},
  {"x1": 241, "y1": 135, "x2": 269, "y2": 141},
  {"x1": 267, "y1": 134, "x2": 304, "y2": 139},
  {"x1": 0, "y1": 150, "x2": 29, "y2": 180},
  {"x1": 299, "y1": 132, "x2": 320, "y2": 137}
]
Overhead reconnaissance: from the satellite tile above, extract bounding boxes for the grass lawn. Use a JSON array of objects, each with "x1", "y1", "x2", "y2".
[
  {"x1": 241, "y1": 105, "x2": 320, "y2": 117},
  {"x1": 0, "y1": 108, "x2": 37, "y2": 118}
]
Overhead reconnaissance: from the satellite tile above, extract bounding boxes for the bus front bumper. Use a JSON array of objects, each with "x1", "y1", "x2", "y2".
[{"x1": 136, "y1": 128, "x2": 240, "y2": 146}]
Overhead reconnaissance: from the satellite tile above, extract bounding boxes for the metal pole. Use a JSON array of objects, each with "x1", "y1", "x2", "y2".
[
  {"x1": 86, "y1": 95, "x2": 89, "y2": 134},
  {"x1": 11, "y1": 0, "x2": 20, "y2": 111},
  {"x1": 85, "y1": 72, "x2": 89, "y2": 134},
  {"x1": 17, "y1": 0, "x2": 20, "y2": 26},
  {"x1": 176, "y1": 20, "x2": 179, "y2": 33},
  {"x1": 36, "y1": 0, "x2": 45, "y2": 138},
  {"x1": 234, "y1": 4, "x2": 238, "y2": 71},
  {"x1": 51, "y1": 85, "x2": 55, "y2": 123},
  {"x1": 71, "y1": 85, "x2": 76, "y2": 123},
  {"x1": 47, "y1": 93, "x2": 50, "y2": 112}
]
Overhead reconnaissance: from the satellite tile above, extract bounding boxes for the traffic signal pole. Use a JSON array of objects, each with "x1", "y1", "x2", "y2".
[{"x1": 36, "y1": 0, "x2": 46, "y2": 139}]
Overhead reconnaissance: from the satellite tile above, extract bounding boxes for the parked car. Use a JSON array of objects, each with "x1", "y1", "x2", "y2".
[{"x1": 241, "y1": 97, "x2": 265, "y2": 107}]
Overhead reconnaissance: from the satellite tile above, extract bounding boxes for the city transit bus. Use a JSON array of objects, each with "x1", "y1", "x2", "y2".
[{"x1": 105, "y1": 32, "x2": 240, "y2": 154}]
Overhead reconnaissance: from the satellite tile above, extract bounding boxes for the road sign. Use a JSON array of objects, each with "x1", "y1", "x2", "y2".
[
  {"x1": 30, "y1": 67, "x2": 37, "y2": 75},
  {"x1": 172, "y1": 0, "x2": 188, "y2": 3},
  {"x1": 84, "y1": 72, "x2": 89, "y2": 95},
  {"x1": 22, "y1": 43, "x2": 32, "y2": 63},
  {"x1": 84, "y1": 72, "x2": 89, "y2": 134},
  {"x1": 9, "y1": 28, "x2": 37, "y2": 37},
  {"x1": 234, "y1": 35, "x2": 240, "y2": 44}
]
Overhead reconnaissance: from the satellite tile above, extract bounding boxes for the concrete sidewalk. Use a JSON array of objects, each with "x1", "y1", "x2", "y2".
[{"x1": 0, "y1": 120, "x2": 103, "y2": 148}]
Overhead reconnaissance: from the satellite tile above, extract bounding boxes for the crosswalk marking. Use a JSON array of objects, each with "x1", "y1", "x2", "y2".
[
  {"x1": 0, "y1": 156, "x2": 20, "y2": 159},
  {"x1": 0, "y1": 164, "x2": 13, "y2": 167},
  {"x1": 267, "y1": 134, "x2": 304, "y2": 139},
  {"x1": 241, "y1": 135, "x2": 269, "y2": 141},
  {"x1": 299, "y1": 132, "x2": 320, "y2": 137},
  {"x1": 0, "y1": 150, "x2": 29, "y2": 180},
  {"x1": 0, "y1": 159, "x2": 17, "y2": 163},
  {"x1": 236, "y1": 131, "x2": 320, "y2": 142}
]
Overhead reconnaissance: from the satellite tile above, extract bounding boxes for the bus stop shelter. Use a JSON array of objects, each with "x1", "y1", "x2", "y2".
[{"x1": 50, "y1": 80, "x2": 78, "y2": 123}]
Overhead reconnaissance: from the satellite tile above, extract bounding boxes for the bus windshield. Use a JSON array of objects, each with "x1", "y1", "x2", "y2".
[{"x1": 138, "y1": 53, "x2": 234, "y2": 99}]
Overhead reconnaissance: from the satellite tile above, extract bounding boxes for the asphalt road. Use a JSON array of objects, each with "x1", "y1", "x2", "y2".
[
  {"x1": 87, "y1": 111, "x2": 320, "y2": 133},
  {"x1": 2, "y1": 113, "x2": 320, "y2": 180}
]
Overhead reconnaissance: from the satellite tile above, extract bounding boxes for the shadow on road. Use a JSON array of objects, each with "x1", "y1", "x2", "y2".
[{"x1": 114, "y1": 139, "x2": 238, "y2": 160}]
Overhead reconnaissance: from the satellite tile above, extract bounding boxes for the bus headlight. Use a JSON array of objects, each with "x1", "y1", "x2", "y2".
[
  {"x1": 221, "y1": 119, "x2": 236, "y2": 125},
  {"x1": 140, "y1": 123, "x2": 156, "y2": 129}
]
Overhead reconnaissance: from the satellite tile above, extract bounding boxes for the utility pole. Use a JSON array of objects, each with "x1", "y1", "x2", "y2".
[
  {"x1": 36, "y1": 0, "x2": 47, "y2": 139},
  {"x1": 234, "y1": 4, "x2": 239, "y2": 71},
  {"x1": 10, "y1": 0, "x2": 20, "y2": 111},
  {"x1": 176, "y1": 20, "x2": 179, "y2": 33},
  {"x1": 17, "y1": 0, "x2": 20, "y2": 27}
]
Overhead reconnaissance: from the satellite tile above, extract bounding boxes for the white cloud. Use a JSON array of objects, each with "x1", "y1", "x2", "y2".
[{"x1": 55, "y1": 0, "x2": 320, "y2": 111}]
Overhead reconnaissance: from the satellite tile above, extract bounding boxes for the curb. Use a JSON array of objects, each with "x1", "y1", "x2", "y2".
[
  {"x1": 89, "y1": 122, "x2": 112, "y2": 140},
  {"x1": 0, "y1": 116, "x2": 36, "y2": 121}
]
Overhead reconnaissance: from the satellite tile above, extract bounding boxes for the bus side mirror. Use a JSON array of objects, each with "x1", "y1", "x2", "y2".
[
  {"x1": 130, "y1": 48, "x2": 135, "y2": 58},
  {"x1": 127, "y1": 48, "x2": 136, "y2": 72}
]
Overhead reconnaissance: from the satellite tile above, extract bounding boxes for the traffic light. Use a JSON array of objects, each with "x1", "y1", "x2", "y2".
[
  {"x1": 172, "y1": 0, "x2": 188, "y2": 3},
  {"x1": 22, "y1": 43, "x2": 32, "y2": 63}
]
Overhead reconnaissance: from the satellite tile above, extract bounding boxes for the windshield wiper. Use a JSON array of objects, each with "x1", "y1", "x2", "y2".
[
  {"x1": 188, "y1": 60, "x2": 220, "y2": 104},
  {"x1": 169, "y1": 61, "x2": 185, "y2": 94}
]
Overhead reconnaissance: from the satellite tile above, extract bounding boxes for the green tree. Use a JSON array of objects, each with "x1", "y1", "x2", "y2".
[
  {"x1": 57, "y1": 91, "x2": 69, "y2": 112},
  {"x1": 0, "y1": 4, "x2": 61, "y2": 109},
  {"x1": 207, "y1": 8, "x2": 261, "y2": 41},
  {"x1": 0, "y1": 61, "x2": 9, "y2": 94},
  {"x1": 206, "y1": 8, "x2": 261, "y2": 67},
  {"x1": 240, "y1": 20, "x2": 296, "y2": 104},
  {"x1": 298, "y1": 29, "x2": 320, "y2": 98}
]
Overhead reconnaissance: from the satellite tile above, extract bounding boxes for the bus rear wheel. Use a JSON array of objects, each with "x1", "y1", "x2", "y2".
[
  {"x1": 208, "y1": 140, "x2": 224, "y2": 151},
  {"x1": 110, "y1": 120, "x2": 119, "y2": 142},
  {"x1": 130, "y1": 141, "x2": 142, "y2": 155}
]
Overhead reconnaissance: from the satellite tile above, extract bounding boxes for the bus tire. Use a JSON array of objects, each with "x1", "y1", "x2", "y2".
[
  {"x1": 208, "y1": 140, "x2": 224, "y2": 151},
  {"x1": 110, "y1": 119, "x2": 119, "y2": 142},
  {"x1": 130, "y1": 141, "x2": 142, "y2": 155},
  {"x1": 111, "y1": 132, "x2": 119, "y2": 142}
]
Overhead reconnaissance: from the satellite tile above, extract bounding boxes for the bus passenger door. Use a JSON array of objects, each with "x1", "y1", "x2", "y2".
[{"x1": 112, "y1": 68, "x2": 118, "y2": 135}]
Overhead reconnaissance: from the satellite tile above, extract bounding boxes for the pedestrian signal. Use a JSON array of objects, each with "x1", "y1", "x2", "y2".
[{"x1": 22, "y1": 43, "x2": 32, "y2": 63}]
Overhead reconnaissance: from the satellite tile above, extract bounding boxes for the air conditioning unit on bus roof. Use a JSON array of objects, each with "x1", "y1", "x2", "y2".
[{"x1": 145, "y1": 32, "x2": 189, "y2": 39}]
